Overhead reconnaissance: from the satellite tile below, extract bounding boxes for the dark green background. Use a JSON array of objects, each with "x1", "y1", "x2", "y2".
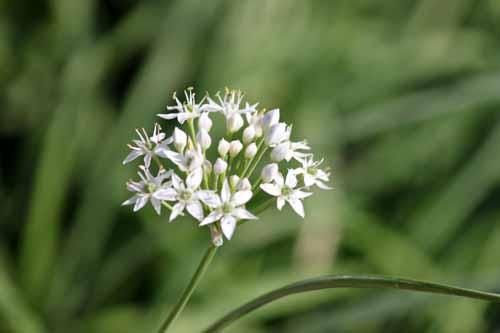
[{"x1": 2, "y1": 0, "x2": 500, "y2": 332}]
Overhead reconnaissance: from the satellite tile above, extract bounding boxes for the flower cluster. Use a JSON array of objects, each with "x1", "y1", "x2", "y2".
[{"x1": 122, "y1": 88, "x2": 331, "y2": 246}]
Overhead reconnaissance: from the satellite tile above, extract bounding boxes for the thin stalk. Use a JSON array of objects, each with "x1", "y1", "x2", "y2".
[
  {"x1": 204, "y1": 275, "x2": 500, "y2": 332},
  {"x1": 158, "y1": 244, "x2": 218, "y2": 333}
]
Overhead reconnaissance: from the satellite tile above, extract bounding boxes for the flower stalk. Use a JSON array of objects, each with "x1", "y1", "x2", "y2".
[{"x1": 158, "y1": 244, "x2": 218, "y2": 333}]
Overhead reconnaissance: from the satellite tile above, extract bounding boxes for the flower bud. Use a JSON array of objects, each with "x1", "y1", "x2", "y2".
[
  {"x1": 218, "y1": 139, "x2": 230, "y2": 157},
  {"x1": 261, "y1": 163, "x2": 279, "y2": 183},
  {"x1": 203, "y1": 159, "x2": 212, "y2": 174},
  {"x1": 197, "y1": 129, "x2": 212, "y2": 150},
  {"x1": 214, "y1": 158, "x2": 228, "y2": 175},
  {"x1": 264, "y1": 122, "x2": 287, "y2": 146},
  {"x1": 210, "y1": 225, "x2": 224, "y2": 247},
  {"x1": 229, "y1": 140, "x2": 243, "y2": 158},
  {"x1": 230, "y1": 175, "x2": 240, "y2": 189},
  {"x1": 261, "y1": 109, "x2": 280, "y2": 130},
  {"x1": 198, "y1": 113, "x2": 213, "y2": 131},
  {"x1": 245, "y1": 142, "x2": 258, "y2": 159},
  {"x1": 271, "y1": 142, "x2": 289, "y2": 162},
  {"x1": 242, "y1": 126, "x2": 256, "y2": 144},
  {"x1": 227, "y1": 114, "x2": 244, "y2": 133},
  {"x1": 173, "y1": 127, "x2": 187, "y2": 152},
  {"x1": 237, "y1": 178, "x2": 251, "y2": 191}
]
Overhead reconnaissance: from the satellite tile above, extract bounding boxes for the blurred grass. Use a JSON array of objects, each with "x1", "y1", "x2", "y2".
[{"x1": 2, "y1": 0, "x2": 500, "y2": 332}]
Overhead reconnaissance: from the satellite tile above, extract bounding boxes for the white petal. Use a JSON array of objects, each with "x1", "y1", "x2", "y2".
[
  {"x1": 123, "y1": 150, "x2": 143, "y2": 164},
  {"x1": 294, "y1": 190, "x2": 313, "y2": 199},
  {"x1": 288, "y1": 197, "x2": 305, "y2": 218},
  {"x1": 133, "y1": 195, "x2": 149, "y2": 212},
  {"x1": 285, "y1": 171, "x2": 298, "y2": 188},
  {"x1": 316, "y1": 181, "x2": 333, "y2": 190},
  {"x1": 144, "y1": 154, "x2": 152, "y2": 168},
  {"x1": 178, "y1": 112, "x2": 196, "y2": 124},
  {"x1": 154, "y1": 146, "x2": 171, "y2": 158},
  {"x1": 153, "y1": 188, "x2": 177, "y2": 201},
  {"x1": 198, "y1": 191, "x2": 221, "y2": 208},
  {"x1": 277, "y1": 197, "x2": 285, "y2": 210},
  {"x1": 186, "y1": 201, "x2": 204, "y2": 221},
  {"x1": 233, "y1": 208, "x2": 258, "y2": 220},
  {"x1": 165, "y1": 150, "x2": 185, "y2": 168},
  {"x1": 303, "y1": 173, "x2": 316, "y2": 187},
  {"x1": 221, "y1": 179, "x2": 231, "y2": 203},
  {"x1": 171, "y1": 173, "x2": 182, "y2": 190},
  {"x1": 200, "y1": 211, "x2": 223, "y2": 226},
  {"x1": 260, "y1": 184, "x2": 281, "y2": 197},
  {"x1": 169, "y1": 202, "x2": 185, "y2": 222},
  {"x1": 158, "y1": 113, "x2": 180, "y2": 120},
  {"x1": 275, "y1": 172, "x2": 285, "y2": 186},
  {"x1": 151, "y1": 198, "x2": 162, "y2": 215},
  {"x1": 186, "y1": 168, "x2": 203, "y2": 190},
  {"x1": 232, "y1": 190, "x2": 253, "y2": 206},
  {"x1": 122, "y1": 195, "x2": 138, "y2": 206},
  {"x1": 220, "y1": 215, "x2": 237, "y2": 239}
]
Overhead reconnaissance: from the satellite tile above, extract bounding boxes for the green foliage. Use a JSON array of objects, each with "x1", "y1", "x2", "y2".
[{"x1": 1, "y1": 0, "x2": 500, "y2": 332}]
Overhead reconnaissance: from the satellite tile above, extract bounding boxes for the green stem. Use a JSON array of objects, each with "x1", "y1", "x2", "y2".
[
  {"x1": 204, "y1": 275, "x2": 500, "y2": 332},
  {"x1": 157, "y1": 244, "x2": 218, "y2": 333}
]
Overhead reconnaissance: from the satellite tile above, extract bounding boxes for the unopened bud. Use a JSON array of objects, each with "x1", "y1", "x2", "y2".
[
  {"x1": 173, "y1": 127, "x2": 187, "y2": 152},
  {"x1": 198, "y1": 113, "x2": 213, "y2": 131},
  {"x1": 197, "y1": 129, "x2": 212, "y2": 150},
  {"x1": 271, "y1": 142, "x2": 289, "y2": 162},
  {"x1": 237, "y1": 178, "x2": 252, "y2": 191},
  {"x1": 227, "y1": 114, "x2": 244, "y2": 133},
  {"x1": 264, "y1": 122, "x2": 287, "y2": 146},
  {"x1": 218, "y1": 139, "x2": 230, "y2": 157},
  {"x1": 261, "y1": 163, "x2": 279, "y2": 183},
  {"x1": 261, "y1": 109, "x2": 280, "y2": 130},
  {"x1": 229, "y1": 140, "x2": 243, "y2": 158},
  {"x1": 214, "y1": 158, "x2": 228, "y2": 175},
  {"x1": 230, "y1": 175, "x2": 240, "y2": 189},
  {"x1": 245, "y1": 143, "x2": 258, "y2": 159},
  {"x1": 242, "y1": 126, "x2": 256, "y2": 144}
]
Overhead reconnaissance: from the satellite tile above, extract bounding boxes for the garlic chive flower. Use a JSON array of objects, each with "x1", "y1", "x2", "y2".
[{"x1": 122, "y1": 88, "x2": 331, "y2": 246}]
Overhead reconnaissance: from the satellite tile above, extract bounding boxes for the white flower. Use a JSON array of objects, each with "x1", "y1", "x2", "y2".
[
  {"x1": 199, "y1": 180, "x2": 257, "y2": 239},
  {"x1": 165, "y1": 145, "x2": 204, "y2": 173},
  {"x1": 264, "y1": 122, "x2": 288, "y2": 146},
  {"x1": 227, "y1": 114, "x2": 244, "y2": 133},
  {"x1": 123, "y1": 124, "x2": 172, "y2": 168},
  {"x1": 245, "y1": 112, "x2": 263, "y2": 138},
  {"x1": 260, "y1": 170, "x2": 312, "y2": 218},
  {"x1": 229, "y1": 140, "x2": 243, "y2": 158},
  {"x1": 214, "y1": 158, "x2": 228, "y2": 175},
  {"x1": 159, "y1": 89, "x2": 210, "y2": 124},
  {"x1": 242, "y1": 126, "x2": 256, "y2": 144},
  {"x1": 173, "y1": 127, "x2": 188, "y2": 152},
  {"x1": 122, "y1": 167, "x2": 172, "y2": 215},
  {"x1": 218, "y1": 139, "x2": 230, "y2": 157},
  {"x1": 271, "y1": 140, "x2": 310, "y2": 162},
  {"x1": 294, "y1": 157, "x2": 332, "y2": 189},
  {"x1": 198, "y1": 113, "x2": 213, "y2": 131},
  {"x1": 154, "y1": 169, "x2": 205, "y2": 222},
  {"x1": 261, "y1": 163, "x2": 279, "y2": 183},
  {"x1": 261, "y1": 109, "x2": 280, "y2": 130},
  {"x1": 245, "y1": 143, "x2": 258, "y2": 159},
  {"x1": 197, "y1": 129, "x2": 212, "y2": 150}
]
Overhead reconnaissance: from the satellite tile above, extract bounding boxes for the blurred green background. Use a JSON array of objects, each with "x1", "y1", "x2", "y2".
[{"x1": 2, "y1": 0, "x2": 500, "y2": 332}]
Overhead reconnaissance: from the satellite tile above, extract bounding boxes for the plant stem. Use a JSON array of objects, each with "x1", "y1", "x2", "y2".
[
  {"x1": 157, "y1": 244, "x2": 218, "y2": 333},
  {"x1": 203, "y1": 275, "x2": 500, "y2": 332}
]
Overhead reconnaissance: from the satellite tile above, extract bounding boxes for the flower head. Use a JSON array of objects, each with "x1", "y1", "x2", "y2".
[{"x1": 122, "y1": 88, "x2": 332, "y2": 246}]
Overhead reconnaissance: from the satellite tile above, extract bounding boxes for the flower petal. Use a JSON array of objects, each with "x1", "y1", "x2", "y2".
[
  {"x1": 316, "y1": 181, "x2": 333, "y2": 190},
  {"x1": 233, "y1": 208, "x2": 258, "y2": 220},
  {"x1": 277, "y1": 197, "x2": 285, "y2": 210},
  {"x1": 303, "y1": 173, "x2": 316, "y2": 187},
  {"x1": 169, "y1": 202, "x2": 185, "y2": 222},
  {"x1": 151, "y1": 198, "x2": 162, "y2": 215},
  {"x1": 200, "y1": 211, "x2": 223, "y2": 226},
  {"x1": 221, "y1": 179, "x2": 231, "y2": 203},
  {"x1": 157, "y1": 113, "x2": 179, "y2": 120},
  {"x1": 260, "y1": 184, "x2": 281, "y2": 197},
  {"x1": 133, "y1": 195, "x2": 149, "y2": 212},
  {"x1": 186, "y1": 168, "x2": 203, "y2": 190},
  {"x1": 287, "y1": 197, "x2": 305, "y2": 218},
  {"x1": 231, "y1": 190, "x2": 253, "y2": 206},
  {"x1": 220, "y1": 215, "x2": 237, "y2": 239},
  {"x1": 122, "y1": 195, "x2": 138, "y2": 206},
  {"x1": 294, "y1": 190, "x2": 313, "y2": 199},
  {"x1": 123, "y1": 150, "x2": 143, "y2": 165},
  {"x1": 153, "y1": 188, "x2": 177, "y2": 201},
  {"x1": 198, "y1": 191, "x2": 221, "y2": 208},
  {"x1": 285, "y1": 170, "x2": 298, "y2": 188},
  {"x1": 186, "y1": 201, "x2": 204, "y2": 221}
]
